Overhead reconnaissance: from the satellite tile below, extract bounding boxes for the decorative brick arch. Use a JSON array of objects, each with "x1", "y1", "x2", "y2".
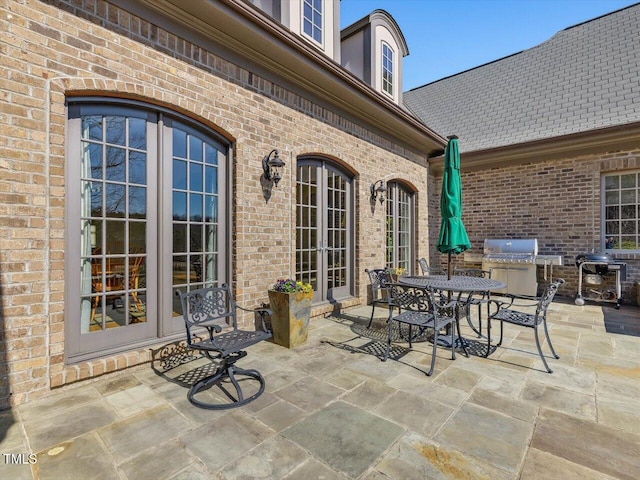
[{"x1": 49, "y1": 78, "x2": 236, "y2": 144}]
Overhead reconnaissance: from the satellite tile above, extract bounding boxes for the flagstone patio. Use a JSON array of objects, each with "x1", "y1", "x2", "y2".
[{"x1": 1, "y1": 299, "x2": 640, "y2": 479}]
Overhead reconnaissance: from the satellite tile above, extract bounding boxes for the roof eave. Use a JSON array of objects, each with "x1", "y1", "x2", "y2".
[
  {"x1": 126, "y1": 0, "x2": 446, "y2": 154},
  {"x1": 428, "y1": 122, "x2": 640, "y2": 174}
]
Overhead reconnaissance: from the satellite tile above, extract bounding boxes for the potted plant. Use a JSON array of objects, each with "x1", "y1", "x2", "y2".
[
  {"x1": 267, "y1": 278, "x2": 314, "y2": 348},
  {"x1": 386, "y1": 267, "x2": 406, "y2": 282}
]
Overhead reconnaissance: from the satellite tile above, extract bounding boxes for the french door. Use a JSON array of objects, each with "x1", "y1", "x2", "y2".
[
  {"x1": 66, "y1": 101, "x2": 228, "y2": 361},
  {"x1": 385, "y1": 182, "x2": 415, "y2": 273},
  {"x1": 296, "y1": 159, "x2": 353, "y2": 302}
]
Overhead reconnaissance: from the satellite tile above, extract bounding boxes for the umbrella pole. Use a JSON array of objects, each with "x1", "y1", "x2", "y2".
[{"x1": 447, "y1": 252, "x2": 452, "y2": 281}]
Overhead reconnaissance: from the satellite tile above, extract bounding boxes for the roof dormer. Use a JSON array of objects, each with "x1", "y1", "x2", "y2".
[
  {"x1": 341, "y1": 10, "x2": 409, "y2": 105},
  {"x1": 247, "y1": 0, "x2": 340, "y2": 61}
]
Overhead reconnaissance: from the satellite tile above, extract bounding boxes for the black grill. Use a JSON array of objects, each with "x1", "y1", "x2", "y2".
[{"x1": 575, "y1": 253, "x2": 615, "y2": 275}]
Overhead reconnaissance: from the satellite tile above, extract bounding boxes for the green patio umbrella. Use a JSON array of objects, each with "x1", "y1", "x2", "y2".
[{"x1": 437, "y1": 135, "x2": 471, "y2": 279}]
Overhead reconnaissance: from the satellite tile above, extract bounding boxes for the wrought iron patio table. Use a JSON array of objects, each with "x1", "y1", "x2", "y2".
[{"x1": 398, "y1": 275, "x2": 507, "y2": 347}]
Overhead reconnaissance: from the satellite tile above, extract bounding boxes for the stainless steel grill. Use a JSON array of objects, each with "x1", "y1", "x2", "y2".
[{"x1": 482, "y1": 239, "x2": 539, "y2": 295}]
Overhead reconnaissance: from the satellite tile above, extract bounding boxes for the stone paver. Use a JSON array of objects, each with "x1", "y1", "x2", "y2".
[
  {"x1": 98, "y1": 405, "x2": 190, "y2": 463},
  {"x1": 435, "y1": 403, "x2": 534, "y2": 474},
  {"x1": 220, "y1": 435, "x2": 308, "y2": 479},
  {"x1": 520, "y1": 448, "x2": 618, "y2": 480},
  {"x1": 24, "y1": 400, "x2": 119, "y2": 453},
  {"x1": 35, "y1": 432, "x2": 120, "y2": 480},
  {"x1": 283, "y1": 401, "x2": 403, "y2": 478},
  {"x1": 1, "y1": 302, "x2": 640, "y2": 479},
  {"x1": 531, "y1": 408, "x2": 640, "y2": 480},
  {"x1": 180, "y1": 411, "x2": 273, "y2": 473}
]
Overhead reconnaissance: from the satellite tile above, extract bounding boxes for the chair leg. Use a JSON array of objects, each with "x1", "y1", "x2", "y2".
[
  {"x1": 534, "y1": 325, "x2": 553, "y2": 373},
  {"x1": 428, "y1": 328, "x2": 438, "y2": 376},
  {"x1": 497, "y1": 320, "x2": 505, "y2": 347},
  {"x1": 465, "y1": 304, "x2": 482, "y2": 337},
  {"x1": 368, "y1": 302, "x2": 376, "y2": 328},
  {"x1": 187, "y1": 354, "x2": 266, "y2": 410},
  {"x1": 384, "y1": 318, "x2": 394, "y2": 361},
  {"x1": 456, "y1": 316, "x2": 469, "y2": 358},
  {"x1": 542, "y1": 320, "x2": 560, "y2": 359},
  {"x1": 485, "y1": 317, "x2": 492, "y2": 357},
  {"x1": 450, "y1": 322, "x2": 456, "y2": 360}
]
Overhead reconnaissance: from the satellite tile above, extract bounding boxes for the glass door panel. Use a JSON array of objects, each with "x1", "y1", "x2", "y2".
[
  {"x1": 296, "y1": 160, "x2": 352, "y2": 303},
  {"x1": 163, "y1": 120, "x2": 226, "y2": 333},
  {"x1": 70, "y1": 106, "x2": 157, "y2": 358},
  {"x1": 385, "y1": 182, "x2": 414, "y2": 273}
]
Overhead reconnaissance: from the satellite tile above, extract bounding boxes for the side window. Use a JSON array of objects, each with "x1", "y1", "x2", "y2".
[
  {"x1": 603, "y1": 172, "x2": 640, "y2": 251},
  {"x1": 382, "y1": 42, "x2": 394, "y2": 97},
  {"x1": 302, "y1": 0, "x2": 322, "y2": 44}
]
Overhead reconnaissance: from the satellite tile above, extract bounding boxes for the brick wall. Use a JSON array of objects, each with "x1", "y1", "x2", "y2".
[
  {"x1": 430, "y1": 150, "x2": 640, "y2": 300},
  {"x1": 0, "y1": 0, "x2": 431, "y2": 406}
]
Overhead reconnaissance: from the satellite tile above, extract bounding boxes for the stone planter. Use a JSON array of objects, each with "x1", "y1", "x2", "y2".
[{"x1": 267, "y1": 290, "x2": 314, "y2": 348}]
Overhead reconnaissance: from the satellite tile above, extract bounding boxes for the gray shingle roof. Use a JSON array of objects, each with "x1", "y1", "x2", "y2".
[{"x1": 404, "y1": 3, "x2": 640, "y2": 153}]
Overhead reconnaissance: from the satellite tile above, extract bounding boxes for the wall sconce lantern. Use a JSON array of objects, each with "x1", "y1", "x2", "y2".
[
  {"x1": 370, "y1": 180, "x2": 387, "y2": 204},
  {"x1": 262, "y1": 149, "x2": 285, "y2": 187}
]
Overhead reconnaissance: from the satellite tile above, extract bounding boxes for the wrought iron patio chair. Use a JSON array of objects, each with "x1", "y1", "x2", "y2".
[
  {"x1": 454, "y1": 267, "x2": 493, "y2": 337},
  {"x1": 384, "y1": 283, "x2": 466, "y2": 376},
  {"x1": 486, "y1": 279, "x2": 564, "y2": 373},
  {"x1": 417, "y1": 257, "x2": 446, "y2": 276},
  {"x1": 365, "y1": 268, "x2": 395, "y2": 328},
  {"x1": 175, "y1": 284, "x2": 272, "y2": 409}
]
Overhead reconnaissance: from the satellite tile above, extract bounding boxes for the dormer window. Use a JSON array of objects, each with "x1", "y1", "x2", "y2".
[
  {"x1": 303, "y1": 0, "x2": 323, "y2": 44},
  {"x1": 382, "y1": 42, "x2": 394, "y2": 97}
]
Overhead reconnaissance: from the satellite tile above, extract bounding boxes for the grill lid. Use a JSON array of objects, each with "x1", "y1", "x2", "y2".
[
  {"x1": 483, "y1": 239, "x2": 538, "y2": 256},
  {"x1": 575, "y1": 252, "x2": 615, "y2": 275},
  {"x1": 575, "y1": 252, "x2": 614, "y2": 264}
]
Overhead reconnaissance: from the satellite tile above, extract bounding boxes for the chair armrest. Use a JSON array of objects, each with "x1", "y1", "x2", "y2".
[
  {"x1": 488, "y1": 292, "x2": 540, "y2": 316},
  {"x1": 236, "y1": 304, "x2": 272, "y2": 315},
  {"x1": 487, "y1": 297, "x2": 514, "y2": 315},
  {"x1": 236, "y1": 305, "x2": 273, "y2": 333}
]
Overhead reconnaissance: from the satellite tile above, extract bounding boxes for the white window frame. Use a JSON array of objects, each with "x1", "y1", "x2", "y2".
[
  {"x1": 381, "y1": 41, "x2": 394, "y2": 98},
  {"x1": 301, "y1": 0, "x2": 323, "y2": 46},
  {"x1": 602, "y1": 170, "x2": 640, "y2": 253}
]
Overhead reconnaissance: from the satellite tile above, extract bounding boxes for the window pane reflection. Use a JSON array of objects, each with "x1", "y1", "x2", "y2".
[
  {"x1": 173, "y1": 192, "x2": 187, "y2": 221},
  {"x1": 105, "y1": 183, "x2": 126, "y2": 218},
  {"x1": 173, "y1": 224, "x2": 187, "y2": 253},
  {"x1": 129, "y1": 117, "x2": 146, "y2": 149},
  {"x1": 129, "y1": 222, "x2": 146, "y2": 253},
  {"x1": 190, "y1": 163, "x2": 203, "y2": 192},
  {"x1": 205, "y1": 166, "x2": 217, "y2": 194},
  {"x1": 105, "y1": 146, "x2": 126, "y2": 182},
  {"x1": 173, "y1": 129, "x2": 187, "y2": 158},
  {"x1": 173, "y1": 159, "x2": 187, "y2": 189},
  {"x1": 105, "y1": 220, "x2": 126, "y2": 254},
  {"x1": 105, "y1": 116, "x2": 126, "y2": 145},
  {"x1": 129, "y1": 151, "x2": 146, "y2": 185}
]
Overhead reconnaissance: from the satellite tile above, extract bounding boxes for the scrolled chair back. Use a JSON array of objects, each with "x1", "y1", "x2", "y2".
[
  {"x1": 366, "y1": 268, "x2": 392, "y2": 290},
  {"x1": 388, "y1": 283, "x2": 438, "y2": 313},
  {"x1": 536, "y1": 278, "x2": 565, "y2": 319},
  {"x1": 454, "y1": 267, "x2": 492, "y2": 279},
  {"x1": 416, "y1": 258, "x2": 429, "y2": 275}
]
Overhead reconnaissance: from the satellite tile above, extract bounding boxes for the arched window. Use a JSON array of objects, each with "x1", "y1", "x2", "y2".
[
  {"x1": 66, "y1": 100, "x2": 229, "y2": 361},
  {"x1": 385, "y1": 181, "x2": 415, "y2": 272},
  {"x1": 296, "y1": 157, "x2": 354, "y2": 302}
]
